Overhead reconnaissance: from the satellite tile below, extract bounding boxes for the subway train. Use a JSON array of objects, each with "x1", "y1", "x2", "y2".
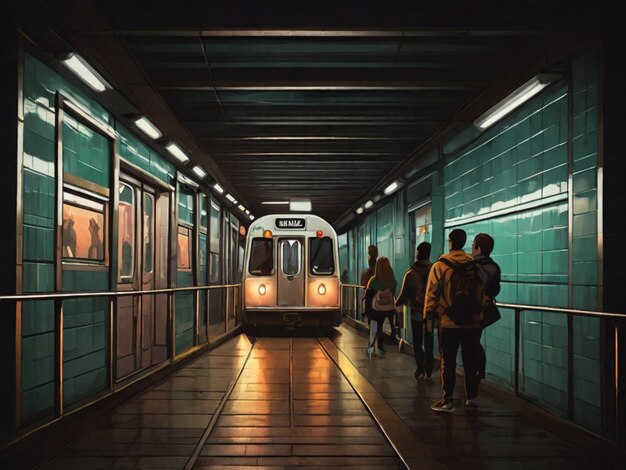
[{"x1": 242, "y1": 214, "x2": 342, "y2": 327}]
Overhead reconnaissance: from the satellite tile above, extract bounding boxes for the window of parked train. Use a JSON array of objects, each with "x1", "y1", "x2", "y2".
[
  {"x1": 309, "y1": 237, "x2": 334, "y2": 275},
  {"x1": 177, "y1": 226, "x2": 192, "y2": 270},
  {"x1": 281, "y1": 240, "x2": 301, "y2": 276},
  {"x1": 62, "y1": 192, "x2": 106, "y2": 263},
  {"x1": 249, "y1": 238, "x2": 274, "y2": 275},
  {"x1": 118, "y1": 182, "x2": 135, "y2": 281}
]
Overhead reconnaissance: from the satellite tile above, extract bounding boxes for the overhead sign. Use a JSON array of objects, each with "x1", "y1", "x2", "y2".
[{"x1": 275, "y1": 218, "x2": 306, "y2": 230}]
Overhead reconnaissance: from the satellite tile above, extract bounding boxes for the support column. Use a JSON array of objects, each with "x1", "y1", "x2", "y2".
[
  {"x1": 601, "y1": 32, "x2": 626, "y2": 442},
  {"x1": 0, "y1": 19, "x2": 21, "y2": 438}
]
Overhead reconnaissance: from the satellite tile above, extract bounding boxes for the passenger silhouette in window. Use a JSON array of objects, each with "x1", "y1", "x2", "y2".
[
  {"x1": 62, "y1": 208, "x2": 77, "y2": 258},
  {"x1": 88, "y1": 217, "x2": 103, "y2": 260}
]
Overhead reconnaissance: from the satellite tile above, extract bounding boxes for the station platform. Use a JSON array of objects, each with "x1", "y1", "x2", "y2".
[{"x1": 7, "y1": 324, "x2": 623, "y2": 469}]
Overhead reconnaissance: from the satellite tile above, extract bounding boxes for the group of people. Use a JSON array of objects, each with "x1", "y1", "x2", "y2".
[{"x1": 360, "y1": 228, "x2": 501, "y2": 412}]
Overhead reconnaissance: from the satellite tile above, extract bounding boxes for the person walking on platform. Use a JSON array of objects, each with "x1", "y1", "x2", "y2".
[
  {"x1": 424, "y1": 228, "x2": 484, "y2": 412},
  {"x1": 472, "y1": 233, "x2": 502, "y2": 381},
  {"x1": 395, "y1": 242, "x2": 433, "y2": 379},
  {"x1": 360, "y1": 244, "x2": 378, "y2": 287},
  {"x1": 360, "y1": 244, "x2": 378, "y2": 323},
  {"x1": 363, "y1": 256, "x2": 397, "y2": 358}
]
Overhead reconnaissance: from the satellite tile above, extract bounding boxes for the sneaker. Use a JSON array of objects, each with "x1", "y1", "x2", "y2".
[
  {"x1": 414, "y1": 369, "x2": 425, "y2": 380},
  {"x1": 377, "y1": 348, "x2": 386, "y2": 358},
  {"x1": 431, "y1": 398, "x2": 455, "y2": 413},
  {"x1": 465, "y1": 399, "x2": 478, "y2": 409}
]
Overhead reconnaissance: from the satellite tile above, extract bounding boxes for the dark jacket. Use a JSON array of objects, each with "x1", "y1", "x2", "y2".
[
  {"x1": 360, "y1": 267, "x2": 374, "y2": 288},
  {"x1": 363, "y1": 278, "x2": 397, "y2": 322},
  {"x1": 395, "y1": 260, "x2": 432, "y2": 321},
  {"x1": 474, "y1": 255, "x2": 501, "y2": 299}
]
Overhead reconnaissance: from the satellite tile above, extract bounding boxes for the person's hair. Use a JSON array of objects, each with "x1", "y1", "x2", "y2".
[
  {"x1": 367, "y1": 244, "x2": 378, "y2": 260},
  {"x1": 416, "y1": 242, "x2": 431, "y2": 261},
  {"x1": 448, "y1": 228, "x2": 466, "y2": 251},
  {"x1": 473, "y1": 233, "x2": 495, "y2": 257},
  {"x1": 373, "y1": 256, "x2": 395, "y2": 288}
]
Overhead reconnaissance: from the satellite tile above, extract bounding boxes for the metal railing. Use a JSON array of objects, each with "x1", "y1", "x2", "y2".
[
  {"x1": 340, "y1": 283, "x2": 625, "y2": 442},
  {"x1": 0, "y1": 283, "x2": 241, "y2": 436}
]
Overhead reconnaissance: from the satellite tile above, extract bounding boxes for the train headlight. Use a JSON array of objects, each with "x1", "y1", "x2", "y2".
[
  {"x1": 258, "y1": 284, "x2": 267, "y2": 296},
  {"x1": 318, "y1": 283, "x2": 326, "y2": 295}
]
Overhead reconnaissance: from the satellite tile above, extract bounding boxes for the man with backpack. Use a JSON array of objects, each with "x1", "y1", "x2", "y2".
[
  {"x1": 395, "y1": 242, "x2": 433, "y2": 379},
  {"x1": 424, "y1": 228, "x2": 484, "y2": 412},
  {"x1": 472, "y1": 233, "x2": 502, "y2": 380}
]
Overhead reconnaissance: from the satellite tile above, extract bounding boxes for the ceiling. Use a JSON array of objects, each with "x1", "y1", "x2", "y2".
[{"x1": 21, "y1": 1, "x2": 588, "y2": 228}]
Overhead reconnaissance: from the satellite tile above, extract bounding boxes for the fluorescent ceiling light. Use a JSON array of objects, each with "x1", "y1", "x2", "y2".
[
  {"x1": 134, "y1": 117, "x2": 162, "y2": 140},
  {"x1": 384, "y1": 181, "x2": 400, "y2": 195},
  {"x1": 474, "y1": 75, "x2": 554, "y2": 130},
  {"x1": 261, "y1": 201, "x2": 289, "y2": 205},
  {"x1": 213, "y1": 183, "x2": 224, "y2": 194},
  {"x1": 166, "y1": 142, "x2": 189, "y2": 163},
  {"x1": 289, "y1": 200, "x2": 312, "y2": 212},
  {"x1": 249, "y1": 215, "x2": 255, "y2": 220},
  {"x1": 238, "y1": 204, "x2": 245, "y2": 211},
  {"x1": 226, "y1": 194, "x2": 237, "y2": 204},
  {"x1": 356, "y1": 207, "x2": 364, "y2": 214},
  {"x1": 61, "y1": 53, "x2": 110, "y2": 92},
  {"x1": 245, "y1": 209, "x2": 250, "y2": 215},
  {"x1": 364, "y1": 200, "x2": 374, "y2": 209},
  {"x1": 192, "y1": 166, "x2": 206, "y2": 178}
]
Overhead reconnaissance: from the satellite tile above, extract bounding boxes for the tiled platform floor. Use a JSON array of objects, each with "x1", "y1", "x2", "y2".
[{"x1": 32, "y1": 324, "x2": 624, "y2": 469}]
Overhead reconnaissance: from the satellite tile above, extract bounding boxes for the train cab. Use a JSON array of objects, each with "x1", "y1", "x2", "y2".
[{"x1": 242, "y1": 214, "x2": 341, "y2": 327}]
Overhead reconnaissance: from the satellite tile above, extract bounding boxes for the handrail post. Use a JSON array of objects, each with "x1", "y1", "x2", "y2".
[
  {"x1": 353, "y1": 287, "x2": 357, "y2": 321},
  {"x1": 54, "y1": 298, "x2": 64, "y2": 418},
  {"x1": 109, "y1": 296, "x2": 115, "y2": 391},
  {"x1": 514, "y1": 307, "x2": 520, "y2": 396}
]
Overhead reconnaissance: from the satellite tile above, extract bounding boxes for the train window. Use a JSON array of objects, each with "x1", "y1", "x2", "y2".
[
  {"x1": 143, "y1": 193, "x2": 154, "y2": 274},
  {"x1": 118, "y1": 183, "x2": 135, "y2": 281},
  {"x1": 309, "y1": 237, "x2": 335, "y2": 275},
  {"x1": 281, "y1": 240, "x2": 301, "y2": 276},
  {"x1": 249, "y1": 238, "x2": 274, "y2": 275},
  {"x1": 209, "y1": 252, "x2": 220, "y2": 283},
  {"x1": 62, "y1": 192, "x2": 105, "y2": 263},
  {"x1": 177, "y1": 226, "x2": 191, "y2": 270}
]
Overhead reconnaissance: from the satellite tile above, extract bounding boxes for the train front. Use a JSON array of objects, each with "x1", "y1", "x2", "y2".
[{"x1": 242, "y1": 214, "x2": 341, "y2": 327}]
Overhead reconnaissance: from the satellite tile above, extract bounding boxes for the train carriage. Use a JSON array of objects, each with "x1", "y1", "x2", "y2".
[{"x1": 242, "y1": 214, "x2": 341, "y2": 327}]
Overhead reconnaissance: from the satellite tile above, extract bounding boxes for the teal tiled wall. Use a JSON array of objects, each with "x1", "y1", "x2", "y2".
[
  {"x1": 63, "y1": 114, "x2": 110, "y2": 187},
  {"x1": 116, "y1": 125, "x2": 175, "y2": 186},
  {"x1": 571, "y1": 52, "x2": 601, "y2": 433},
  {"x1": 62, "y1": 271, "x2": 108, "y2": 407}
]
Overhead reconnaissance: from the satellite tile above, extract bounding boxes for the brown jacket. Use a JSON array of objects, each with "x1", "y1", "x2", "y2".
[{"x1": 423, "y1": 250, "x2": 483, "y2": 329}]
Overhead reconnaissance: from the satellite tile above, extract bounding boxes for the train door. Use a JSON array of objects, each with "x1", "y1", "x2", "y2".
[
  {"x1": 277, "y1": 238, "x2": 304, "y2": 307},
  {"x1": 116, "y1": 175, "x2": 169, "y2": 380}
]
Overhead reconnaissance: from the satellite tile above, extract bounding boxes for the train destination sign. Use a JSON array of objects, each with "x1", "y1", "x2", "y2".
[{"x1": 275, "y1": 218, "x2": 306, "y2": 229}]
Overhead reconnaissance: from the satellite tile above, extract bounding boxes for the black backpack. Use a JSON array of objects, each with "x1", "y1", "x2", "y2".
[{"x1": 439, "y1": 258, "x2": 483, "y2": 325}]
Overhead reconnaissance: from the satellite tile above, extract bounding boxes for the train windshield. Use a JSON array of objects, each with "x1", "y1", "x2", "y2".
[
  {"x1": 309, "y1": 237, "x2": 334, "y2": 275},
  {"x1": 249, "y1": 238, "x2": 274, "y2": 275}
]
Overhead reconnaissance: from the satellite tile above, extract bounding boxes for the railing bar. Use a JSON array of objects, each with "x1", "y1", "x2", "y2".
[{"x1": 0, "y1": 284, "x2": 242, "y2": 302}]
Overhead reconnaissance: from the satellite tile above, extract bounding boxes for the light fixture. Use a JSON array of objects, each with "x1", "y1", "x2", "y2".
[
  {"x1": 166, "y1": 142, "x2": 189, "y2": 163},
  {"x1": 226, "y1": 194, "x2": 237, "y2": 204},
  {"x1": 356, "y1": 207, "x2": 364, "y2": 214},
  {"x1": 250, "y1": 215, "x2": 255, "y2": 220},
  {"x1": 258, "y1": 284, "x2": 266, "y2": 296},
  {"x1": 318, "y1": 283, "x2": 327, "y2": 295},
  {"x1": 245, "y1": 209, "x2": 250, "y2": 215},
  {"x1": 261, "y1": 201, "x2": 289, "y2": 205},
  {"x1": 474, "y1": 74, "x2": 557, "y2": 130},
  {"x1": 238, "y1": 204, "x2": 245, "y2": 211},
  {"x1": 364, "y1": 200, "x2": 374, "y2": 209},
  {"x1": 213, "y1": 183, "x2": 224, "y2": 194},
  {"x1": 133, "y1": 117, "x2": 162, "y2": 140},
  {"x1": 289, "y1": 199, "x2": 312, "y2": 212},
  {"x1": 192, "y1": 166, "x2": 206, "y2": 178},
  {"x1": 60, "y1": 53, "x2": 110, "y2": 92},
  {"x1": 384, "y1": 180, "x2": 400, "y2": 195}
]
